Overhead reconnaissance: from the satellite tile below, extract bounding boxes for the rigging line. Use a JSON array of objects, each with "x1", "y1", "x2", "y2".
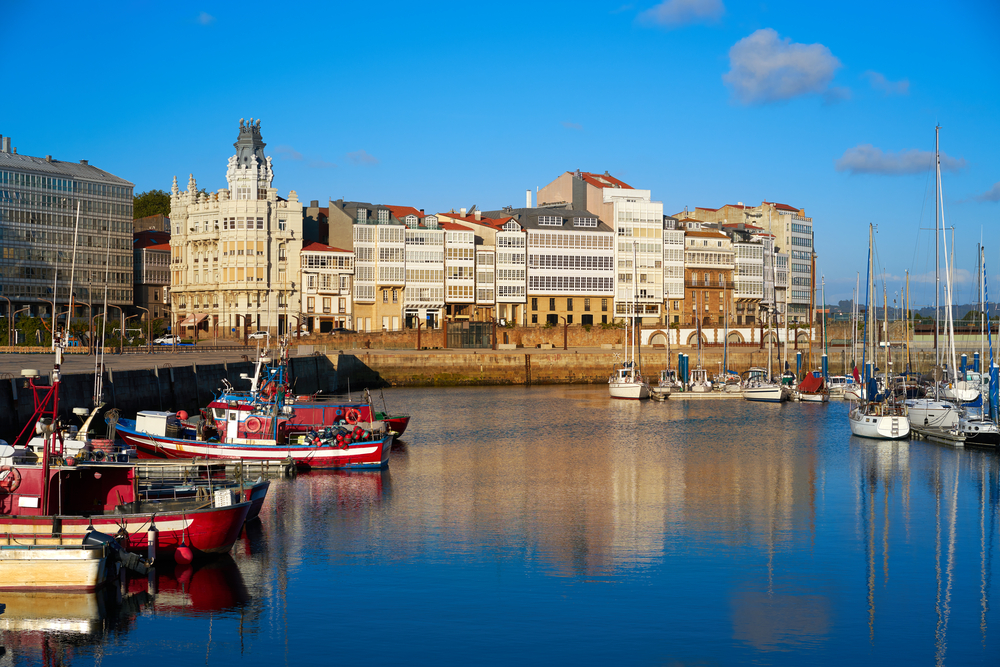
[{"x1": 908, "y1": 162, "x2": 936, "y2": 283}]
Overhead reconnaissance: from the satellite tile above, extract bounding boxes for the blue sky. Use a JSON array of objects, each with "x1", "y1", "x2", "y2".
[{"x1": 4, "y1": 0, "x2": 999, "y2": 303}]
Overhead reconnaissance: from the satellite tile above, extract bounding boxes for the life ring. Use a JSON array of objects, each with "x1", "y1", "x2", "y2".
[
  {"x1": 0, "y1": 466, "x2": 21, "y2": 494},
  {"x1": 345, "y1": 408, "x2": 361, "y2": 425},
  {"x1": 245, "y1": 416, "x2": 262, "y2": 433}
]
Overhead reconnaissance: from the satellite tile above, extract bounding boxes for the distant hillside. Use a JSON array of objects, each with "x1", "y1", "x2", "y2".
[{"x1": 827, "y1": 300, "x2": 997, "y2": 321}]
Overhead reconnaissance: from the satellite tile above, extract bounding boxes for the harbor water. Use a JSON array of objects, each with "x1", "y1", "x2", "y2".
[{"x1": 3, "y1": 385, "x2": 999, "y2": 665}]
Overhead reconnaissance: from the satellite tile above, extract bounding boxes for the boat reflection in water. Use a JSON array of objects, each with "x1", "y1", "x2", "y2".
[{"x1": 0, "y1": 556, "x2": 250, "y2": 663}]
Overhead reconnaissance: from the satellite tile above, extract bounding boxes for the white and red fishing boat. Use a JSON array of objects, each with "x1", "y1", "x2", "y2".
[{"x1": 0, "y1": 343, "x2": 251, "y2": 561}]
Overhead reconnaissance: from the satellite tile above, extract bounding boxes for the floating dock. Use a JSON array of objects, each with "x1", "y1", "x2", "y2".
[{"x1": 910, "y1": 424, "x2": 966, "y2": 447}]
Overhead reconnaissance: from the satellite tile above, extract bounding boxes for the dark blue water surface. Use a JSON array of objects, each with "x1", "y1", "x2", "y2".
[{"x1": 3, "y1": 385, "x2": 999, "y2": 665}]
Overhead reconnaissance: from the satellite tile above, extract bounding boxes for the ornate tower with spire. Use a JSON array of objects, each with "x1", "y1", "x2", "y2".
[
  {"x1": 167, "y1": 119, "x2": 302, "y2": 340},
  {"x1": 226, "y1": 118, "x2": 273, "y2": 200}
]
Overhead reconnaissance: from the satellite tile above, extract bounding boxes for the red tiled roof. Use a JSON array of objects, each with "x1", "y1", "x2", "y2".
[
  {"x1": 146, "y1": 243, "x2": 171, "y2": 251},
  {"x1": 302, "y1": 241, "x2": 351, "y2": 253},
  {"x1": 685, "y1": 230, "x2": 728, "y2": 238},
  {"x1": 576, "y1": 171, "x2": 633, "y2": 190},
  {"x1": 437, "y1": 220, "x2": 473, "y2": 231},
  {"x1": 763, "y1": 201, "x2": 799, "y2": 212},
  {"x1": 386, "y1": 205, "x2": 424, "y2": 219}
]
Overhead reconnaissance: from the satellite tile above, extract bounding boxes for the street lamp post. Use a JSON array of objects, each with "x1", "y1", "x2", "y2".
[
  {"x1": 125, "y1": 314, "x2": 140, "y2": 352},
  {"x1": 108, "y1": 305, "x2": 124, "y2": 354},
  {"x1": 11, "y1": 307, "x2": 29, "y2": 347},
  {"x1": 558, "y1": 316, "x2": 568, "y2": 351},
  {"x1": 0, "y1": 296, "x2": 10, "y2": 347},
  {"x1": 136, "y1": 306, "x2": 150, "y2": 353}
]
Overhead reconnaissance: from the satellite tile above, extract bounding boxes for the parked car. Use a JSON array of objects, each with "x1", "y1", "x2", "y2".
[
  {"x1": 153, "y1": 335, "x2": 181, "y2": 345},
  {"x1": 331, "y1": 327, "x2": 356, "y2": 334},
  {"x1": 247, "y1": 331, "x2": 269, "y2": 341},
  {"x1": 294, "y1": 329, "x2": 310, "y2": 337}
]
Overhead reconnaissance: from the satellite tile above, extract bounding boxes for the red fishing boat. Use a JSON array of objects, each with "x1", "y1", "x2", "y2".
[{"x1": 0, "y1": 343, "x2": 251, "y2": 561}]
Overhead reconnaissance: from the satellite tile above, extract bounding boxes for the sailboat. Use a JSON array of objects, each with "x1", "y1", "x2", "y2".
[
  {"x1": 848, "y1": 224, "x2": 910, "y2": 439},
  {"x1": 957, "y1": 248, "x2": 1000, "y2": 446},
  {"x1": 743, "y1": 253, "x2": 787, "y2": 402},
  {"x1": 906, "y1": 127, "x2": 963, "y2": 428},
  {"x1": 609, "y1": 242, "x2": 650, "y2": 400}
]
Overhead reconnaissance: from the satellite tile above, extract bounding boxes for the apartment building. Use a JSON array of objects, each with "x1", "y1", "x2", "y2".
[
  {"x1": 134, "y1": 229, "x2": 171, "y2": 320},
  {"x1": 0, "y1": 134, "x2": 134, "y2": 321},
  {"x1": 683, "y1": 201, "x2": 815, "y2": 324},
  {"x1": 682, "y1": 229, "x2": 735, "y2": 332},
  {"x1": 300, "y1": 241, "x2": 353, "y2": 332},
  {"x1": 663, "y1": 216, "x2": 685, "y2": 320},
  {"x1": 538, "y1": 170, "x2": 664, "y2": 323},
  {"x1": 402, "y1": 220, "x2": 445, "y2": 330}
]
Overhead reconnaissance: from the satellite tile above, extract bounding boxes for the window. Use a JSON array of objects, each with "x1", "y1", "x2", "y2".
[
  {"x1": 549, "y1": 298, "x2": 555, "y2": 311},
  {"x1": 602, "y1": 298, "x2": 608, "y2": 312},
  {"x1": 532, "y1": 314, "x2": 538, "y2": 324},
  {"x1": 357, "y1": 209, "x2": 367, "y2": 223},
  {"x1": 307, "y1": 297, "x2": 315, "y2": 313},
  {"x1": 573, "y1": 217, "x2": 597, "y2": 227},
  {"x1": 567, "y1": 298, "x2": 573, "y2": 311},
  {"x1": 383, "y1": 290, "x2": 388, "y2": 303},
  {"x1": 532, "y1": 298, "x2": 538, "y2": 311},
  {"x1": 602, "y1": 315, "x2": 608, "y2": 324},
  {"x1": 392, "y1": 289, "x2": 398, "y2": 303},
  {"x1": 378, "y1": 209, "x2": 389, "y2": 223},
  {"x1": 278, "y1": 244, "x2": 286, "y2": 260},
  {"x1": 538, "y1": 216, "x2": 563, "y2": 226},
  {"x1": 584, "y1": 298, "x2": 591, "y2": 311},
  {"x1": 567, "y1": 315, "x2": 573, "y2": 324}
]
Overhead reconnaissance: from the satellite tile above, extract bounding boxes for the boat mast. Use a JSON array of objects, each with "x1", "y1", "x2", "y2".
[
  {"x1": 935, "y1": 125, "x2": 941, "y2": 369},
  {"x1": 822, "y1": 275, "x2": 827, "y2": 375},
  {"x1": 939, "y1": 156, "x2": 959, "y2": 383},
  {"x1": 906, "y1": 271, "x2": 911, "y2": 372},
  {"x1": 65, "y1": 202, "x2": 81, "y2": 342}
]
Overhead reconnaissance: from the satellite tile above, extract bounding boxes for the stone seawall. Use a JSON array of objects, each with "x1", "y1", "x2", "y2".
[{"x1": 0, "y1": 355, "x2": 339, "y2": 440}]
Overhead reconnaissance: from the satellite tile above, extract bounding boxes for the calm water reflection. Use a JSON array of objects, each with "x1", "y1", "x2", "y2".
[{"x1": 2, "y1": 385, "x2": 998, "y2": 665}]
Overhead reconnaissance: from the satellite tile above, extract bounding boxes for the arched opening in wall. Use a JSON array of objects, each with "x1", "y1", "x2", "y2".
[
  {"x1": 649, "y1": 331, "x2": 668, "y2": 348},
  {"x1": 796, "y1": 332, "x2": 810, "y2": 345},
  {"x1": 726, "y1": 331, "x2": 744, "y2": 344},
  {"x1": 763, "y1": 332, "x2": 779, "y2": 345},
  {"x1": 686, "y1": 331, "x2": 707, "y2": 346}
]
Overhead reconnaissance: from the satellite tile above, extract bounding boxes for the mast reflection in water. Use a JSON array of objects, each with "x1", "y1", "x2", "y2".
[{"x1": 2, "y1": 385, "x2": 999, "y2": 665}]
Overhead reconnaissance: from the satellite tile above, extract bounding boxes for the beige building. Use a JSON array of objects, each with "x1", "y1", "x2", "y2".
[
  {"x1": 168, "y1": 119, "x2": 303, "y2": 338},
  {"x1": 300, "y1": 241, "x2": 353, "y2": 332}
]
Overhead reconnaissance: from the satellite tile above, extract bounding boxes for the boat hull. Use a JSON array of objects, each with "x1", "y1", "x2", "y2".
[
  {"x1": 609, "y1": 381, "x2": 650, "y2": 400},
  {"x1": 0, "y1": 545, "x2": 108, "y2": 591},
  {"x1": 0, "y1": 501, "x2": 250, "y2": 558},
  {"x1": 798, "y1": 392, "x2": 829, "y2": 403},
  {"x1": 849, "y1": 409, "x2": 911, "y2": 440},
  {"x1": 743, "y1": 386, "x2": 785, "y2": 402},
  {"x1": 118, "y1": 420, "x2": 392, "y2": 470},
  {"x1": 905, "y1": 399, "x2": 959, "y2": 428}
]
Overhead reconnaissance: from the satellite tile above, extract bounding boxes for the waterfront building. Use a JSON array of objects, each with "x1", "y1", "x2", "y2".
[
  {"x1": 133, "y1": 228, "x2": 171, "y2": 321},
  {"x1": 401, "y1": 216, "x2": 445, "y2": 330},
  {"x1": 338, "y1": 201, "x2": 406, "y2": 332},
  {"x1": 168, "y1": 119, "x2": 304, "y2": 338},
  {"x1": 682, "y1": 229, "x2": 734, "y2": 341},
  {"x1": 662, "y1": 216, "x2": 685, "y2": 322},
  {"x1": 538, "y1": 170, "x2": 664, "y2": 324},
  {"x1": 721, "y1": 224, "x2": 765, "y2": 327},
  {"x1": 0, "y1": 134, "x2": 134, "y2": 323},
  {"x1": 482, "y1": 206, "x2": 615, "y2": 326},
  {"x1": 682, "y1": 201, "x2": 815, "y2": 324},
  {"x1": 300, "y1": 241, "x2": 354, "y2": 332},
  {"x1": 447, "y1": 209, "x2": 525, "y2": 325}
]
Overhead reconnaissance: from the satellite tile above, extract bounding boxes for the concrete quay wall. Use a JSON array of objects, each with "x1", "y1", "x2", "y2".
[{"x1": 0, "y1": 356, "x2": 337, "y2": 441}]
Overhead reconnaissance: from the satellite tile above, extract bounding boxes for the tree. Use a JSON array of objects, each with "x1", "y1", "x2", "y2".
[{"x1": 133, "y1": 189, "x2": 171, "y2": 219}]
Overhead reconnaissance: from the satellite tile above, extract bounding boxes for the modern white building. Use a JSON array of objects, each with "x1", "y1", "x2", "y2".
[
  {"x1": 169, "y1": 119, "x2": 303, "y2": 338},
  {"x1": 662, "y1": 215, "x2": 685, "y2": 309},
  {"x1": 403, "y1": 223, "x2": 445, "y2": 329}
]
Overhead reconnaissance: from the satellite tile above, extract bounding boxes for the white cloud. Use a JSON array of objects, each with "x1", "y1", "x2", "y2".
[
  {"x1": 835, "y1": 144, "x2": 967, "y2": 175},
  {"x1": 723, "y1": 28, "x2": 842, "y2": 105},
  {"x1": 863, "y1": 70, "x2": 909, "y2": 95},
  {"x1": 274, "y1": 145, "x2": 303, "y2": 161},
  {"x1": 196, "y1": 11, "x2": 214, "y2": 25},
  {"x1": 638, "y1": 0, "x2": 724, "y2": 27},
  {"x1": 347, "y1": 150, "x2": 379, "y2": 166},
  {"x1": 561, "y1": 121, "x2": 583, "y2": 131},
  {"x1": 975, "y1": 182, "x2": 1000, "y2": 202}
]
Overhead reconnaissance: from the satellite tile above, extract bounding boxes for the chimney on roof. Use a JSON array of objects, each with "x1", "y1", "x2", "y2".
[
  {"x1": 474, "y1": 210, "x2": 481, "y2": 221},
  {"x1": 0, "y1": 136, "x2": 9, "y2": 153},
  {"x1": 80, "y1": 159, "x2": 88, "y2": 165},
  {"x1": 310, "y1": 200, "x2": 319, "y2": 208},
  {"x1": 460, "y1": 207, "x2": 467, "y2": 216},
  {"x1": 526, "y1": 189, "x2": 532, "y2": 208},
  {"x1": 45, "y1": 155, "x2": 52, "y2": 162},
  {"x1": 575, "y1": 169, "x2": 582, "y2": 179}
]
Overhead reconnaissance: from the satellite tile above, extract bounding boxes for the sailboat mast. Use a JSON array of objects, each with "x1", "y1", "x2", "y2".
[{"x1": 935, "y1": 125, "x2": 941, "y2": 368}]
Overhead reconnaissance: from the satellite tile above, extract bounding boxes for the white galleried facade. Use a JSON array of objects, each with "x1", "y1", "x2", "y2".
[
  {"x1": 169, "y1": 119, "x2": 303, "y2": 338},
  {"x1": 352, "y1": 213, "x2": 405, "y2": 332},
  {"x1": 662, "y1": 216, "x2": 685, "y2": 305},
  {"x1": 403, "y1": 224, "x2": 444, "y2": 329},
  {"x1": 300, "y1": 241, "x2": 353, "y2": 332}
]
